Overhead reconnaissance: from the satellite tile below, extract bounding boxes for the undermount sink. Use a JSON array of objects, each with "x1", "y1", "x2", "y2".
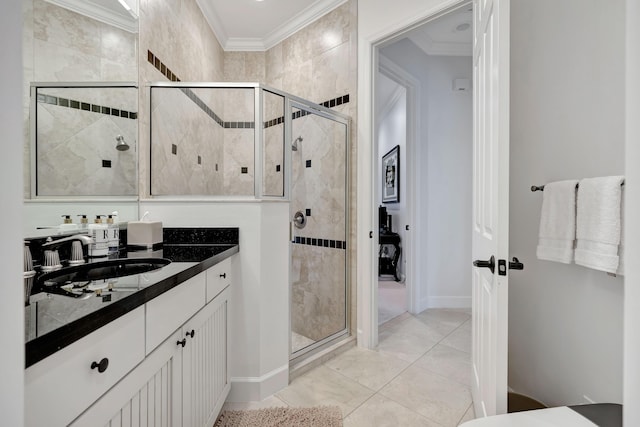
[{"x1": 37, "y1": 258, "x2": 172, "y2": 287}]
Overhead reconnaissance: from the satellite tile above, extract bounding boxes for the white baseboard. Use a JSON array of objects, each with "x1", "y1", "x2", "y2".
[
  {"x1": 427, "y1": 296, "x2": 471, "y2": 309},
  {"x1": 227, "y1": 364, "x2": 289, "y2": 402}
]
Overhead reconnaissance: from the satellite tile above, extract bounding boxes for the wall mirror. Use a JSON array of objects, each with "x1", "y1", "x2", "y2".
[
  {"x1": 31, "y1": 83, "x2": 138, "y2": 198},
  {"x1": 23, "y1": 0, "x2": 139, "y2": 233}
]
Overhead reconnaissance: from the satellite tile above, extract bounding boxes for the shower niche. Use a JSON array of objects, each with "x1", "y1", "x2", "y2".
[{"x1": 29, "y1": 83, "x2": 138, "y2": 198}]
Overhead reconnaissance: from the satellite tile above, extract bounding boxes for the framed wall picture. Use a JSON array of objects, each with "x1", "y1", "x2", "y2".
[{"x1": 382, "y1": 145, "x2": 400, "y2": 203}]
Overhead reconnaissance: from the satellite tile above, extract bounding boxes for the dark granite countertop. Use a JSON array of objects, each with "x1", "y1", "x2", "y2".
[{"x1": 25, "y1": 227, "x2": 239, "y2": 368}]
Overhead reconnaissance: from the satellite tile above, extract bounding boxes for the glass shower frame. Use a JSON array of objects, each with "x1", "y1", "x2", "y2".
[{"x1": 147, "y1": 82, "x2": 351, "y2": 362}]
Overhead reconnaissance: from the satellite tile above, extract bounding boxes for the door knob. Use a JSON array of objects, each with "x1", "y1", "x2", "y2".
[
  {"x1": 473, "y1": 255, "x2": 495, "y2": 274},
  {"x1": 509, "y1": 257, "x2": 524, "y2": 270}
]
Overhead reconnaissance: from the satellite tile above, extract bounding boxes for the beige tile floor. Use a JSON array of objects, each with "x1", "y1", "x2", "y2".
[{"x1": 224, "y1": 308, "x2": 476, "y2": 426}]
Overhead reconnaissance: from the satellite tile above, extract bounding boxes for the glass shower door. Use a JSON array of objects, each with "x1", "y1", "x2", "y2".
[{"x1": 289, "y1": 102, "x2": 349, "y2": 359}]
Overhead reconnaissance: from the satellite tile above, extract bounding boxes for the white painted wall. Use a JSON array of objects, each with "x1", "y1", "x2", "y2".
[
  {"x1": 509, "y1": 0, "x2": 625, "y2": 406},
  {"x1": 377, "y1": 76, "x2": 408, "y2": 278},
  {"x1": 380, "y1": 41, "x2": 473, "y2": 309},
  {"x1": 624, "y1": 0, "x2": 640, "y2": 423},
  {"x1": 138, "y1": 200, "x2": 290, "y2": 401},
  {"x1": 0, "y1": 0, "x2": 25, "y2": 424}
]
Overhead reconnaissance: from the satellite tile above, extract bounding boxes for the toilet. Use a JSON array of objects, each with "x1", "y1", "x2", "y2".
[{"x1": 461, "y1": 404, "x2": 621, "y2": 427}]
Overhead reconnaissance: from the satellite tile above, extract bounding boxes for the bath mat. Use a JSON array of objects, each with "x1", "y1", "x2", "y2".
[{"x1": 214, "y1": 406, "x2": 343, "y2": 427}]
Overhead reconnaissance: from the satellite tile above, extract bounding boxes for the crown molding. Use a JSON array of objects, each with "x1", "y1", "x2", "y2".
[
  {"x1": 44, "y1": 0, "x2": 138, "y2": 34},
  {"x1": 377, "y1": 84, "x2": 405, "y2": 123},
  {"x1": 200, "y1": 0, "x2": 347, "y2": 52},
  {"x1": 195, "y1": 0, "x2": 228, "y2": 49},
  {"x1": 408, "y1": 33, "x2": 471, "y2": 57},
  {"x1": 224, "y1": 38, "x2": 267, "y2": 52},
  {"x1": 259, "y1": 0, "x2": 347, "y2": 51}
]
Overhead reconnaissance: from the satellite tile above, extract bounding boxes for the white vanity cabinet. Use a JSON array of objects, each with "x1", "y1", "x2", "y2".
[
  {"x1": 72, "y1": 286, "x2": 231, "y2": 427},
  {"x1": 181, "y1": 286, "x2": 230, "y2": 427},
  {"x1": 25, "y1": 307, "x2": 146, "y2": 427},
  {"x1": 70, "y1": 328, "x2": 184, "y2": 427},
  {"x1": 26, "y1": 254, "x2": 235, "y2": 427}
]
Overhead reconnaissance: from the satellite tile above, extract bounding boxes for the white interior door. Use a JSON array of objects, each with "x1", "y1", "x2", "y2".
[{"x1": 471, "y1": 0, "x2": 510, "y2": 418}]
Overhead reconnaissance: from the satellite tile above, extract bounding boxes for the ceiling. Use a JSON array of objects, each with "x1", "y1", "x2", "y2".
[
  {"x1": 198, "y1": 0, "x2": 472, "y2": 54},
  {"x1": 405, "y1": 5, "x2": 473, "y2": 56},
  {"x1": 196, "y1": 0, "x2": 347, "y2": 51}
]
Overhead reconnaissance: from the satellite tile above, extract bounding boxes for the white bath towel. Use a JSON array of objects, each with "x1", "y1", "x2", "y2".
[
  {"x1": 575, "y1": 176, "x2": 625, "y2": 273},
  {"x1": 536, "y1": 179, "x2": 579, "y2": 264}
]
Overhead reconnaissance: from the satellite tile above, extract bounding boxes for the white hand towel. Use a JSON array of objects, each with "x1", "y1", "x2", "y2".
[
  {"x1": 536, "y1": 179, "x2": 579, "y2": 264},
  {"x1": 575, "y1": 176, "x2": 625, "y2": 273}
]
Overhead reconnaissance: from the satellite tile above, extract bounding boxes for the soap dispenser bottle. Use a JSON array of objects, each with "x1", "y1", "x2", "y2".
[
  {"x1": 77, "y1": 214, "x2": 89, "y2": 230},
  {"x1": 88, "y1": 215, "x2": 109, "y2": 257},
  {"x1": 106, "y1": 214, "x2": 119, "y2": 254},
  {"x1": 59, "y1": 215, "x2": 78, "y2": 232}
]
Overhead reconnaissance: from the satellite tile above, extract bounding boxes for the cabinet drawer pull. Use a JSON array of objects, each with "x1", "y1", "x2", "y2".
[
  {"x1": 186, "y1": 329, "x2": 195, "y2": 338},
  {"x1": 220, "y1": 272, "x2": 226, "y2": 279},
  {"x1": 90, "y1": 358, "x2": 109, "y2": 373},
  {"x1": 177, "y1": 338, "x2": 187, "y2": 348}
]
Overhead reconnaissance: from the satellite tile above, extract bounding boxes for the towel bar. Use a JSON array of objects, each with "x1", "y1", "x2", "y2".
[{"x1": 531, "y1": 181, "x2": 625, "y2": 192}]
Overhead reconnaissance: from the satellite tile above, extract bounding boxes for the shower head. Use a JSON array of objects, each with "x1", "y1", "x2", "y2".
[
  {"x1": 115, "y1": 135, "x2": 130, "y2": 151},
  {"x1": 292, "y1": 136, "x2": 303, "y2": 151}
]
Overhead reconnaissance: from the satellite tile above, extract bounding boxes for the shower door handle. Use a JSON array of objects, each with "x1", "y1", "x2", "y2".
[{"x1": 293, "y1": 211, "x2": 306, "y2": 229}]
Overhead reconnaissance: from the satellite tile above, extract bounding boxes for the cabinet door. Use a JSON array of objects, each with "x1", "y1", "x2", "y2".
[
  {"x1": 26, "y1": 307, "x2": 145, "y2": 427},
  {"x1": 146, "y1": 271, "x2": 206, "y2": 355},
  {"x1": 182, "y1": 286, "x2": 231, "y2": 427},
  {"x1": 71, "y1": 329, "x2": 183, "y2": 427}
]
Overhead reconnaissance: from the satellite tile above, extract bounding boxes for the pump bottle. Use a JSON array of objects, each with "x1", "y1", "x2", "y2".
[
  {"x1": 88, "y1": 215, "x2": 109, "y2": 257},
  {"x1": 106, "y1": 214, "x2": 119, "y2": 254}
]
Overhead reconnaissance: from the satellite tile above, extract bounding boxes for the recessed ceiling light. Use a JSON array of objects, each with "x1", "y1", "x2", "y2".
[{"x1": 456, "y1": 23, "x2": 471, "y2": 31}]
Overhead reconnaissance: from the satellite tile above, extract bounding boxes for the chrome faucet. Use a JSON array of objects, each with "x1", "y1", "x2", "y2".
[
  {"x1": 41, "y1": 234, "x2": 92, "y2": 269},
  {"x1": 42, "y1": 234, "x2": 92, "y2": 248}
]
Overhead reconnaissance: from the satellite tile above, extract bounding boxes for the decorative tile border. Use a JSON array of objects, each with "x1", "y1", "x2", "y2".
[
  {"x1": 148, "y1": 50, "x2": 180, "y2": 82},
  {"x1": 264, "y1": 94, "x2": 351, "y2": 129},
  {"x1": 148, "y1": 50, "x2": 350, "y2": 131},
  {"x1": 293, "y1": 236, "x2": 347, "y2": 250},
  {"x1": 37, "y1": 93, "x2": 137, "y2": 120}
]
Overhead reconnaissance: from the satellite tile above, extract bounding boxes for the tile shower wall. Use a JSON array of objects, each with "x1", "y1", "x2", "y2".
[
  {"x1": 263, "y1": 91, "x2": 286, "y2": 197},
  {"x1": 224, "y1": 1, "x2": 358, "y2": 343},
  {"x1": 35, "y1": 87, "x2": 137, "y2": 196},
  {"x1": 222, "y1": 89, "x2": 255, "y2": 196},
  {"x1": 150, "y1": 87, "x2": 223, "y2": 195},
  {"x1": 149, "y1": 84, "x2": 254, "y2": 196},
  {"x1": 290, "y1": 111, "x2": 348, "y2": 341},
  {"x1": 138, "y1": 0, "x2": 225, "y2": 196},
  {"x1": 23, "y1": 0, "x2": 138, "y2": 197}
]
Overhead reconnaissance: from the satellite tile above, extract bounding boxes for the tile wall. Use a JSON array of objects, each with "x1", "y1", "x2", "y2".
[
  {"x1": 148, "y1": 83, "x2": 255, "y2": 196},
  {"x1": 35, "y1": 87, "x2": 137, "y2": 196},
  {"x1": 290, "y1": 110, "x2": 348, "y2": 341},
  {"x1": 138, "y1": 0, "x2": 225, "y2": 196},
  {"x1": 263, "y1": 90, "x2": 286, "y2": 197}
]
